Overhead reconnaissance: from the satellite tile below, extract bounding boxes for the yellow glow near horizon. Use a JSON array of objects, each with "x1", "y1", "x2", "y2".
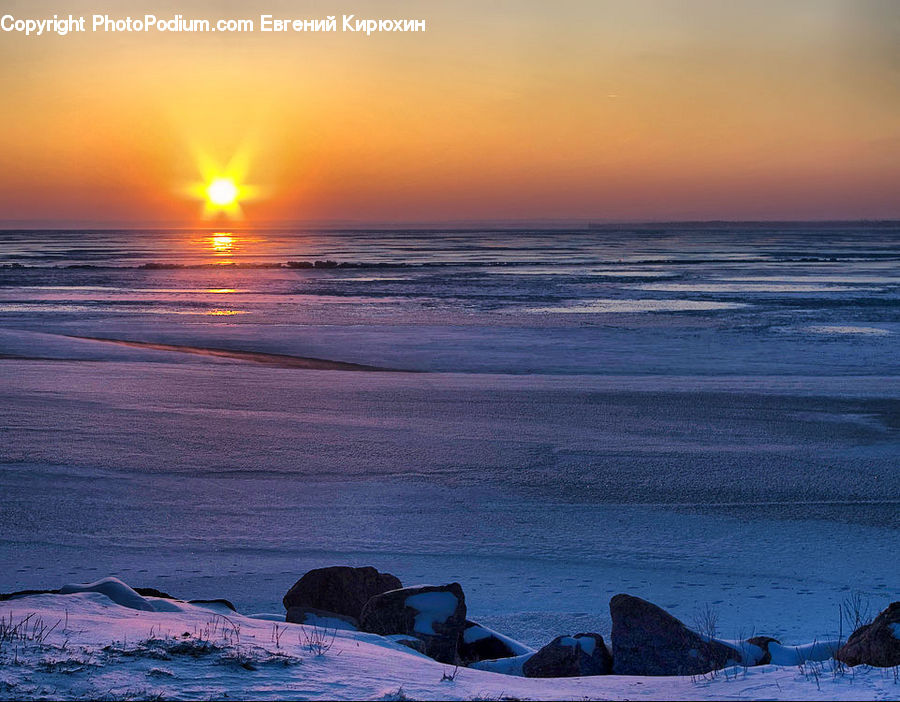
[{"x1": 206, "y1": 178, "x2": 239, "y2": 207}]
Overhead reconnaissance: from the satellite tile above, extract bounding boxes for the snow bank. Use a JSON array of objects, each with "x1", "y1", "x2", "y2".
[
  {"x1": 1, "y1": 585, "x2": 896, "y2": 701},
  {"x1": 470, "y1": 651, "x2": 533, "y2": 676},
  {"x1": 247, "y1": 612, "x2": 291, "y2": 622},
  {"x1": 770, "y1": 640, "x2": 842, "y2": 666},
  {"x1": 58, "y1": 577, "x2": 155, "y2": 611}
]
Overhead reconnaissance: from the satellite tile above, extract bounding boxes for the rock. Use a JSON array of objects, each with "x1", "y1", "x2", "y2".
[
  {"x1": 283, "y1": 566, "x2": 401, "y2": 620},
  {"x1": 360, "y1": 583, "x2": 466, "y2": 664},
  {"x1": 286, "y1": 606, "x2": 359, "y2": 631},
  {"x1": 134, "y1": 587, "x2": 176, "y2": 600},
  {"x1": 746, "y1": 636, "x2": 780, "y2": 665},
  {"x1": 0, "y1": 588, "x2": 60, "y2": 601},
  {"x1": 459, "y1": 621, "x2": 532, "y2": 665},
  {"x1": 610, "y1": 594, "x2": 741, "y2": 676},
  {"x1": 836, "y1": 602, "x2": 900, "y2": 667},
  {"x1": 523, "y1": 633, "x2": 612, "y2": 677}
]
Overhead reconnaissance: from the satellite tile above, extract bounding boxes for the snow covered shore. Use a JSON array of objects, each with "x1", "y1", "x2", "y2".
[{"x1": 1, "y1": 579, "x2": 896, "y2": 701}]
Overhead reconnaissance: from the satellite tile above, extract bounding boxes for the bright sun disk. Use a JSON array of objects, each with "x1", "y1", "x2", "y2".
[{"x1": 206, "y1": 178, "x2": 239, "y2": 206}]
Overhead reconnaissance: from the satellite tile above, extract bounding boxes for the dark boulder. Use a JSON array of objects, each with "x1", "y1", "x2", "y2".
[
  {"x1": 836, "y1": 602, "x2": 900, "y2": 667},
  {"x1": 747, "y1": 636, "x2": 780, "y2": 665},
  {"x1": 135, "y1": 587, "x2": 176, "y2": 600},
  {"x1": 522, "y1": 633, "x2": 612, "y2": 677},
  {"x1": 286, "y1": 605, "x2": 359, "y2": 630},
  {"x1": 0, "y1": 589, "x2": 60, "y2": 601},
  {"x1": 610, "y1": 594, "x2": 741, "y2": 676},
  {"x1": 360, "y1": 583, "x2": 466, "y2": 664},
  {"x1": 283, "y1": 566, "x2": 401, "y2": 621},
  {"x1": 458, "y1": 620, "x2": 531, "y2": 665}
]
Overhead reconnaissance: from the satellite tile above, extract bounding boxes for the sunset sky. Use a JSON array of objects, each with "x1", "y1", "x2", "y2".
[{"x1": 1, "y1": 0, "x2": 898, "y2": 226}]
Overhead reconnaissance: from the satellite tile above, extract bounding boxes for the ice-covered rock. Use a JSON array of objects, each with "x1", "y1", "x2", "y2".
[
  {"x1": 522, "y1": 633, "x2": 612, "y2": 677},
  {"x1": 458, "y1": 620, "x2": 532, "y2": 665},
  {"x1": 610, "y1": 593, "x2": 741, "y2": 676},
  {"x1": 283, "y1": 566, "x2": 401, "y2": 620},
  {"x1": 58, "y1": 577, "x2": 155, "y2": 611},
  {"x1": 360, "y1": 583, "x2": 466, "y2": 664},
  {"x1": 836, "y1": 601, "x2": 900, "y2": 667}
]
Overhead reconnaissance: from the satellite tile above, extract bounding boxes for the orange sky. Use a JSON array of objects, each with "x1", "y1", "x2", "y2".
[{"x1": 0, "y1": 0, "x2": 898, "y2": 226}]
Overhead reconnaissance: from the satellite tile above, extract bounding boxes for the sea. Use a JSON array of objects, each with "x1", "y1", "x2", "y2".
[{"x1": 1, "y1": 222, "x2": 898, "y2": 646}]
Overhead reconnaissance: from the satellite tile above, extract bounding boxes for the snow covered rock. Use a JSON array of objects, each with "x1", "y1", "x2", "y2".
[
  {"x1": 458, "y1": 620, "x2": 533, "y2": 665},
  {"x1": 522, "y1": 633, "x2": 612, "y2": 677},
  {"x1": 282, "y1": 565, "x2": 401, "y2": 620},
  {"x1": 132, "y1": 587, "x2": 237, "y2": 612},
  {"x1": 746, "y1": 635, "x2": 780, "y2": 665},
  {"x1": 58, "y1": 577, "x2": 155, "y2": 611},
  {"x1": 360, "y1": 583, "x2": 467, "y2": 664},
  {"x1": 126, "y1": 587, "x2": 237, "y2": 613},
  {"x1": 286, "y1": 605, "x2": 359, "y2": 630},
  {"x1": 836, "y1": 601, "x2": 900, "y2": 667},
  {"x1": 610, "y1": 593, "x2": 741, "y2": 676}
]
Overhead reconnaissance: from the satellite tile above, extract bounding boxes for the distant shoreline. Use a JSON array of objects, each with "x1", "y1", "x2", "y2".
[
  {"x1": 1, "y1": 219, "x2": 899, "y2": 233},
  {"x1": 64, "y1": 335, "x2": 409, "y2": 372}
]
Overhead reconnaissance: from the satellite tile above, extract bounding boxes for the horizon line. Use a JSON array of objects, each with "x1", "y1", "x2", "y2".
[{"x1": 1, "y1": 217, "x2": 899, "y2": 232}]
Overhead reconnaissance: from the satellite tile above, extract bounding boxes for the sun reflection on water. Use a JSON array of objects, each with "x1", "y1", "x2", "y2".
[
  {"x1": 210, "y1": 233, "x2": 234, "y2": 254},
  {"x1": 204, "y1": 309, "x2": 246, "y2": 316},
  {"x1": 190, "y1": 231, "x2": 280, "y2": 265}
]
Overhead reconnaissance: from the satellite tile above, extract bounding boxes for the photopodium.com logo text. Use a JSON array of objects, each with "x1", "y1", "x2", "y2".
[{"x1": 1, "y1": 13, "x2": 426, "y2": 37}]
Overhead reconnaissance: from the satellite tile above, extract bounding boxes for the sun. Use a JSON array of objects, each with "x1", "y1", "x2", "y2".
[
  {"x1": 206, "y1": 178, "x2": 239, "y2": 207},
  {"x1": 185, "y1": 148, "x2": 262, "y2": 220}
]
